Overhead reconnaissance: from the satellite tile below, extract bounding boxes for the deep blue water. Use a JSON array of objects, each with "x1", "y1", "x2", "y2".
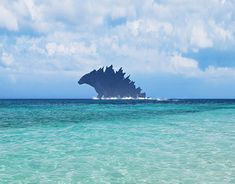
[{"x1": 0, "y1": 99, "x2": 235, "y2": 183}]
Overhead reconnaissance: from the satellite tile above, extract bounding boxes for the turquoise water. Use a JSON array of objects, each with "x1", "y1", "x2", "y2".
[{"x1": 0, "y1": 99, "x2": 235, "y2": 183}]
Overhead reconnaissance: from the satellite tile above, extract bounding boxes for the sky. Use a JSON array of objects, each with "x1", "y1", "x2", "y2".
[{"x1": 0, "y1": 0, "x2": 235, "y2": 99}]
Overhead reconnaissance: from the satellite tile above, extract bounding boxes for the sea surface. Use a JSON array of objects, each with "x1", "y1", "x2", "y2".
[{"x1": 0, "y1": 99, "x2": 235, "y2": 184}]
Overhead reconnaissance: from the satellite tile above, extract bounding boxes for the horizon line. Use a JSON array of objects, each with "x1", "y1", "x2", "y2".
[{"x1": 1, "y1": 98, "x2": 235, "y2": 100}]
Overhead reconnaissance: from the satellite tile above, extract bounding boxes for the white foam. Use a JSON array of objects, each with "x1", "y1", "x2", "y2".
[{"x1": 92, "y1": 97, "x2": 168, "y2": 101}]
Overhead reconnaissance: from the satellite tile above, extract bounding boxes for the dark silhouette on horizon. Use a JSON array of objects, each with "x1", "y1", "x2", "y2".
[{"x1": 78, "y1": 65, "x2": 146, "y2": 98}]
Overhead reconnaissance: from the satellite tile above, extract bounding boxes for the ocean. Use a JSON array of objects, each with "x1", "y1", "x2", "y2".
[{"x1": 0, "y1": 99, "x2": 234, "y2": 183}]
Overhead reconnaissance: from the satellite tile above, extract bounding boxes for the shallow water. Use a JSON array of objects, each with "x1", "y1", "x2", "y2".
[{"x1": 0, "y1": 99, "x2": 235, "y2": 183}]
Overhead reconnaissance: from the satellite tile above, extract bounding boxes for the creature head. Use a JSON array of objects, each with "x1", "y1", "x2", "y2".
[{"x1": 78, "y1": 70, "x2": 96, "y2": 85}]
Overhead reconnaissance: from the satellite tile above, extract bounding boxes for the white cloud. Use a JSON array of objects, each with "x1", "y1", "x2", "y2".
[
  {"x1": 190, "y1": 24, "x2": 213, "y2": 49},
  {"x1": 210, "y1": 21, "x2": 233, "y2": 43},
  {"x1": 203, "y1": 66, "x2": 235, "y2": 78},
  {"x1": 0, "y1": 0, "x2": 235, "y2": 82},
  {"x1": 169, "y1": 54, "x2": 200, "y2": 76},
  {"x1": 46, "y1": 42, "x2": 96, "y2": 56},
  {"x1": 125, "y1": 19, "x2": 173, "y2": 37},
  {"x1": 0, "y1": 3, "x2": 18, "y2": 31},
  {"x1": 1, "y1": 53, "x2": 14, "y2": 67}
]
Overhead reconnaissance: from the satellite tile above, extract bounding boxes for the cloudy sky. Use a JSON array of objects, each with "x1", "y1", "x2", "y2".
[{"x1": 0, "y1": 0, "x2": 235, "y2": 98}]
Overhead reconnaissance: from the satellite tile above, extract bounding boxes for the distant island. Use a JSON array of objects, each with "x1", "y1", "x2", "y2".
[{"x1": 78, "y1": 65, "x2": 146, "y2": 98}]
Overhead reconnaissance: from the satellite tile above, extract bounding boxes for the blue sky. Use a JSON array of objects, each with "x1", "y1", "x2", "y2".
[{"x1": 0, "y1": 0, "x2": 235, "y2": 98}]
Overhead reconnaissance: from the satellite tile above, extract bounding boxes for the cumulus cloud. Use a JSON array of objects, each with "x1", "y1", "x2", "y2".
[
  {"x1": 46, "y1": 42, "x2": 96, "y2": 56},
  {"x1": 168, "y1": 54, "x2": 200, "y2": 75},
  {"x1": 203, "y1": 66, "x2": 235, "y2": 79},
  {"x1": 190, "y1": 24, "x2": 213, "y2": 49},
  {"x1": 0, "y1": 53, "x2": 14, "y2": 67},
  {"x1": 0, "y1": 3, "x2": 18, "y2": 31},
  {"x1": 0, "y1": 0, "x2": 235, "y2": 81}
]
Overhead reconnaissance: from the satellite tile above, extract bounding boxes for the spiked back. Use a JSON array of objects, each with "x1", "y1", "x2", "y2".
[{"x1": 78, "y1": 65, "x2": 146, "y2": 98}]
